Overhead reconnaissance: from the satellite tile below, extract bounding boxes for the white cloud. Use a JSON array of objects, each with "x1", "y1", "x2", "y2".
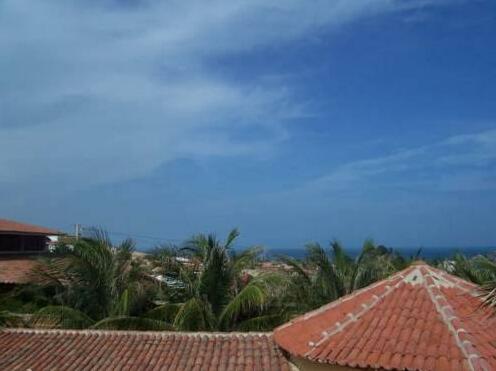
[
  {"x1": 302, "y1": 128, "x2": 496, "y2": 193},
  {"x1": 0, "y1": 0, "x2": 450, "y2": 187}
]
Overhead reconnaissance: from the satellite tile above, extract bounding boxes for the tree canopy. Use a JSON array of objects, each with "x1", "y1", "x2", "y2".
[{"x1": 1, "y1": 229, "x2": 495, "y2": 331}]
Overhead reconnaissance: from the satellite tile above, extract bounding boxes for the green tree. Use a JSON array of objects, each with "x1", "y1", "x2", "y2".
[
  {"x1": 147, "y1": 229, "x2": 287, "y2": 331},
  {"x1": 29, "y1": 229, "x2": 171, "y2": 330},
  {"x1": 280, "y1": 240, "x2": 404, "y2": 314},
  {"x1": 447, "y1": 253, "x2": 496, "y2": 314}
]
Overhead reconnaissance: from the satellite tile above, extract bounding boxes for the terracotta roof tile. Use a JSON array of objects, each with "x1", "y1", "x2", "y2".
[
  {"x1": 0, "y1": 218, "x2": 61, "y2": 235},
  {"x1": 274, "y1": 262, "x2": 496, "y2": 371},
  {"x1": 0, "y1": 330, "x2": 290, "y2": 371},
  {"x1": 0, "y1": 257, "x2": 41, "y2": 284}
]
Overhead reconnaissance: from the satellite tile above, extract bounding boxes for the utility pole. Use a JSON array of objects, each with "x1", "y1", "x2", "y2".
[{"x1": 75, "y1": 224, "x2": 81, "y2": 240}]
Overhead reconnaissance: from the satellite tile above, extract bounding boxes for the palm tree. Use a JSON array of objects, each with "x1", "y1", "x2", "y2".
[
  {"x1": 279, "y1": 240, "x2": 404, "y2": 313},
  {"x1": 147, "y1": 229, "x2": 287, "y2": 331},
  {"x1": 447, "y1": 253, "x2": 496, "y2": 314},
  {"x1": 447, "y1": 253, "x2": 496, "y2": 284},
  {"x1": 29, "y1": 228, "x2": 171, "y2": 330},
  {"x1": 0, "y1": 311, "x2": 28, "y2": 328},
  {"x1": 480, "y1": 280, "x2": 496, "y2": 314}
]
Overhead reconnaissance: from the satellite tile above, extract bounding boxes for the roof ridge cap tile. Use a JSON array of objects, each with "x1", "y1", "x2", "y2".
[
  {"x1": 427, "y1": 265, "x2": 480, "y2": 295},
  {"x1": 305, "y1": 274, "x2": 407, "y2": 358},
  {"x1": 1, "y1": 328, "x2": 272, "y2": 338},
  {"x1": 423, "y1": 266, "x2": 484, "y2": 371},
  {"x1": 275, "y1": 265, "x2": 415, "y2": 332}
]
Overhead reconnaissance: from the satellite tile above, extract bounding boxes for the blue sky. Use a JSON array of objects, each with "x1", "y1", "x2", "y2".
[{"x1": 1, "y1": 0, "x2": 495, "y2": 250}]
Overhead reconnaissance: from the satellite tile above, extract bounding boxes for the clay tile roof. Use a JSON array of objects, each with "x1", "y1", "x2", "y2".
[
  {"x1": 0, "y1": 329, "x2": 290, "y2": 371},
  {"x1": 0, "y1": 218, "x2": 61, "y2": 235},
  {"x1": 274, "y1": 262, "x2": 496, "y2": 371},
  {"x1": 0, "y1": 257, "x2": 41, "y2": 284}
]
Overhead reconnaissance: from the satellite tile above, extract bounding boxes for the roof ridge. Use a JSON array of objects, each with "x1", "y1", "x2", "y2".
[
  {"x1": 0, "y1": 218, "x2": 61, "y2": 235},
  {"x1": 273, "y1": 263, "x2": 495, "y2": 371},
  {"x1": 305, "y1": 270, "x2": 409, "y2": 357},
  {"x1": 275, "y1": 265, "x2": 416, "y2": 333},
  {"x1": 1, "y1": 328, "x2": 272, "y2": 337},
  {"x1": 422, "y1": 266, "x2": 487, "y2": 371},
  {"x1": 426, "y1": 265, "x2": 480, "y2": 295}
]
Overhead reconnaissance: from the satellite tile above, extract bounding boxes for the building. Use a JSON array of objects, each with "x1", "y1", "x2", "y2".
[
  {"x1": 273, "y1": 261, "x2": 495, "y2": 370},
  {"x1": 0, "y1": 218, "x2": 61, "y2": 255},
  {"x1": 0, "y1": 330, "x2": 290, "y2": 371},
  {"x1": 0, "y1": 218, "x2": 61, "y2": 285},
  {"x1": 0, "y1": 261, "x2": 495, "y2": 370}
]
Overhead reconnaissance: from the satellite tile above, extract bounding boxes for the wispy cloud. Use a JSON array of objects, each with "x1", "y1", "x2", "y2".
[
  {"x1": 0, "y1": 0, "x2": 444, "y2": 188},
  {"x1": 304, "y1": 128, "x2": 496, "y2": 193}
]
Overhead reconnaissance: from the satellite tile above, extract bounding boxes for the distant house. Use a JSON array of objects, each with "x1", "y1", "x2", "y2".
[
  {"x1": 0, "y1": 218, "x2": 62, "y2": 285},
  {"x1": 0, "y1": 218, "x2": 61, "y2": 255}
]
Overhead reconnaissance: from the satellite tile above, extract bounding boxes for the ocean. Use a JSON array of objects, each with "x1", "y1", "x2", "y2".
[{"x1": 264, "y1": 246, "x2": 496, "y2": 260}]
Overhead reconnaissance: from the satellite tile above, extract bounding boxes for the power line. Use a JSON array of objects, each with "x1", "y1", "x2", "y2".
[
  {"x1": 108, "y1": 232, "x2": 181, "y2": 242},
  {"x1": 77, "y1": 225, "x2": 183, "y2": 243},
  {"x1": 65, "y1": 224, "x2": 267, "y2": 248}
]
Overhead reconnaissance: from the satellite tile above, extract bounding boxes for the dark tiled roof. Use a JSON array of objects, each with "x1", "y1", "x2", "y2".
[
  {"x1": 274, "y1": 262, "x2": 496, "y2": 371},
  {"x1": 0, "y1": 329, "x2": 290, "y2": 371},
  {"x1": 0, "y1": 257, "x2": 41, "y2": 284},
  {"x1": 0, "y1": 218, "x2": 61, "y2": 235}
]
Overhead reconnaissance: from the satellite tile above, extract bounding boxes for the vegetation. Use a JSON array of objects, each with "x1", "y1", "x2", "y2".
[
  {"x1": 13, "y1": 229, "x2": 170, "y2": 330},
  {"x1": 279, "y1": 240, "x2": 409, "y2": 314},
  {"x1": 147, "y1": 229, "x2": 287, "y2": 331},
  {"x1": 1, "y1": 229, "x2": 495, "y2": 331},
  {"x1": 440, "y1": 253, "x2": 496, "y2": 314}
]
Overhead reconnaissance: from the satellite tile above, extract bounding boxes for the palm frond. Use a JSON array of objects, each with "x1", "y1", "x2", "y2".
[
  {"x1": 331, "y1": 240, "x2": 352, "y2": 271},
  {"x1": 144, "y1": 303, "x2": 181, "y2": 323},
  {"x1": 235, "y1": 313, "x2": 287, "y2": 331},
  {"x1": 278, "y1": 256, "x2": 312, "y2": 285},
  {"x1": 91, "y1": 316, "x2": 172, "y2": 331},
  {"x1": 0, "y1": 311, "x2": 29, "y2": 328},
  {"x1": 173, "y1": 297, "x2": 215, "y2": 331},
  {"x1": 84, "y1": 227, "x2": 113, "y2": 248},
  {"x1": 30, "y1": 257, "x2": 70, "y2": 287},
  {"x1": 30, "y1": 306, "x2": 95, "y2": 329},
  {"x1": 224, "y1": 228, "x2": 240, "y2": 249},
  {"x1": 472, "y1": 256, "x2": 496, "y2": 277},
  {"x1": 182, "y1": 233, "x2": 214, "y2": 259},
  {"x1": 219, "y1": 274, "x2": 286, "y2": 330},
  {"x1": 111, "y1": 289, "x2": 131, "y2": 316},
  {"x1": 479, "y1": 280, "x2": 496, "y2": 315},
  {"x1": 232, "y1": 246, "x2": 263, "y2": 273},
  {"x1": 307, "y1": 242, "x2": 344, "y2": 300},
  {"x1": 199, "y1": 246, "x2": 232, "y2": 316},
  {"x1": 37, "y1": 230, "x2": 153, "y2": 320},
  {"x1": 359, "y1": 239, "x2": 376, "y2": 260},
  {"x1": 451, "y1": 254, "x2": 488, "y2": 285},
  {"x1": 219, "y1": 282, "x2": 266, "y2": 328}
]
